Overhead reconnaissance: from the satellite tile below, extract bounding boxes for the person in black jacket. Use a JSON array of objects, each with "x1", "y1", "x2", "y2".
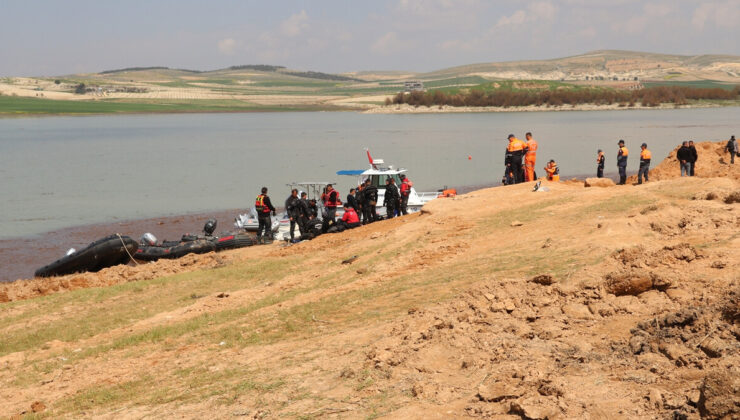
[
  {"x1": 677, "y1": 141, "x2": 692, "y2": 177},
  {"x1": 617, "y1": 140, "x2": 629, "y2": 185},
  {"x1": 362, "y1": 179, "x2": 378, "y2": 224},
  {"x1": 284, "y1": 189, "x2": 301, "y2": 240},
  {"x1": 596, "y1": 149, "x2": 605, "y2": 178},
  {"x1": 255, "y1": 187, "x2": 276, "y2": 244},
  {"x1": 688, "y1": 140, "x2": 698, "y2": 176},
  {"x1": 384, "y1": 178, "x2": 400, "y2": 219},
  {"x1": 347, "y1": 188, "x2": 359, "y2": 213},
  {"x1": 296, "y1": 192, "x2": 310, "y2": 236}
]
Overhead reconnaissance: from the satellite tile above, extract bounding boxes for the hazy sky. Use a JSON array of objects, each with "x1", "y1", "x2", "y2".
[{"x1": 1, "y1": 0, "x2": 739, "y2": 76}]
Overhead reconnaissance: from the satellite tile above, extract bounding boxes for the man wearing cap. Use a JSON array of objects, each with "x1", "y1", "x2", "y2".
[
  {"x1": 596, "y1": 149, "x2": 605, "y2": 178},
  {"x1": 637, "y1": 143, "x2": 651, "y2": 185},
  {"x1": 506, "y1": 134, "x2": 527, "y2": 184},
  {"x1": 617, "y1": 140, "x2": 629, "y2": 185}
]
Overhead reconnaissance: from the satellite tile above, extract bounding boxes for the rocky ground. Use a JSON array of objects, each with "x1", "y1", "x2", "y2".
[{"x1": 0, "y1": 143, "x2": 737, "y2": 419}]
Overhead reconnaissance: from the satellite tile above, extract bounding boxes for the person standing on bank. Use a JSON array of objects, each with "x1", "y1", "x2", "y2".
[
  {"x1": 726, "y1": 135, "x2": 737, "y2": 164},
  {"x1": 324, "y1": 184, "x2": 340, "y2": 222},
  {"x1": 637, "y1": 143, "x2": 651, "y2": 185},
  {"x1": 362, "y1": 179, "x2": 378, "y2": 224},
  {"x1": 506, "y1": 134, "x2": 527, "y2": 184},
  {"x1": 384, "y1": 178, "x2": 400, "y2": 219},
  {"x1": 284, "y1": 188, "x2": 301, "y2": 241},
  {"x1": 399, "y1": 174, "x2": 412, "y2": 215},
  {"x1": 255, "y1": 187, "x2": 276, "y2": 244},
  {"x1": 688, "y1": 140, "x2": 698, "y2": 176},
  {"x1": 617, "y1": 140, "x2": 629, "y2": 185},
  {"x1": 677, "y1": 141, "x2": 692, "y2": 177},
  {"x1": 524, "y1": 132, "x2": 538, "y2": 182},
  {"x1": 596, "y1": 149, "x2": 605, "y2": 178}
]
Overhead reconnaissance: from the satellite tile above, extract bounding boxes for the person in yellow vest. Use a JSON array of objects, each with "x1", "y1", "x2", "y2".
[
  {"x1": 637, "y1": 143, "x2": 651, "y2": 184},
  {"x1": 524, "y1": 132, "x2": 538, "y2": 182},
  {"x1": 544, "y1": 159, "x2": 560, "y2": 181}
]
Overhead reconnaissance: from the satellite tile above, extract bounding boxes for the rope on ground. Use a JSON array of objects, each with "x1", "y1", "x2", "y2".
[{"x1": 117, "y1": 233, "x2": 140, "y2": 266}]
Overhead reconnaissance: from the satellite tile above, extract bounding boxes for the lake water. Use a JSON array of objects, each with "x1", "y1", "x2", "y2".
[{"x1": 1, "y1": 108, "x2": 738, "y2": 240}]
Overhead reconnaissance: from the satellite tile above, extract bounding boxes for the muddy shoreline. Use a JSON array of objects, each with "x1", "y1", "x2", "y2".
[
  {"x1": 1, "y1": 176, "x2": 615, "y2": 283},
  {"x1": 0, "y1": 208, "x2": 245, "y2": 283}
]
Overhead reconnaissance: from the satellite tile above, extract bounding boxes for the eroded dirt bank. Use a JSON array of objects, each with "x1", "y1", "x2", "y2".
[{"x1": 0, "y1": 145, "x2": 738, "y2": 419}]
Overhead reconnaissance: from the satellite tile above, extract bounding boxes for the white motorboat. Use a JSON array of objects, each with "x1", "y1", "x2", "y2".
[
  {"x1": 234, "y1": 207, "x2": 280, "y2": 233},
  {"x1": 337, "y1": 150, "x2": 454, "y2": 216}
]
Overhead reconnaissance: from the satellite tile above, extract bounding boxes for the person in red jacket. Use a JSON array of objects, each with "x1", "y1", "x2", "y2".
[{"x1": 337, "y1": 203, "x2": 361, "y2": 230}]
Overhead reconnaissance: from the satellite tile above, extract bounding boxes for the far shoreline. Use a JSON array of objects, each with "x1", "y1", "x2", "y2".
[{"x1": 0, "y1": 100, "x2": 738, "y2": 118}]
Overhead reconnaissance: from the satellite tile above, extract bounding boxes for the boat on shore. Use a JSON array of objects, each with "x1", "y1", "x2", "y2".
[
  {"x1": 34, "y1": 234, "x2": 138, "y2": 277},
  {"x1": 337, "y1": 150, "x2": 455, "y2": 216}
]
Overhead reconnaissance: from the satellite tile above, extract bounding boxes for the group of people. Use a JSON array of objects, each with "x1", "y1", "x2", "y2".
[
  {"x1": 676, "y1": 140, "x2": 699, "y2": 177},
  {"x1": 253, "y1": 174, "x2": 415, "y2": 243},
  {"x1": 602, "y1": 139, "x2": 652, "y2": 185},
  {"x1": 502, "y1": 132, "x2": 560, "y2": 185}
]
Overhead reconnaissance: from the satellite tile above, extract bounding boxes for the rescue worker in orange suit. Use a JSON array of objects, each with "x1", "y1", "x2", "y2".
[
  {"x1": 637, "y1": 142, "x2": 651, "y2": 184},
  {"x1": 399, "y1": 174, "x2": 412, "y2": 215},
  {"x1": 544, "y1": 160, "x2": 560, "y2": 181},
  {"x1": 255, "y1": 187, "x2": 276, "y2": 244},
  {"x1": 596, "y1": 149, "x2": 605, "y2": 178},
  {"x1": 506, "y1": 134, "x2": 527, "y2": 184},
  {"x1": 617, "y1": 139, "x2": 629, "y2": 185},
  {"x1": 524, "y1": 132, "x2": 538, "y2": 182}
]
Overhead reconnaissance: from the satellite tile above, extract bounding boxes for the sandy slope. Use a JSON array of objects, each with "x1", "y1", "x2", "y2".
[{"x1": 0, "y1": 145, "x2": 738, "y2": 419}]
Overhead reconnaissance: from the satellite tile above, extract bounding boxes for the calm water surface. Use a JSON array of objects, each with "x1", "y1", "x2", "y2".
[{"x1": 1, "y1": 108, "x2": 738, "y2": 239}]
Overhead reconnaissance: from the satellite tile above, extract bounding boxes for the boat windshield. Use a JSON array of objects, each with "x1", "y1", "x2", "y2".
[{"x1": 371, "y1": 174, "x2": 403, "y2": 189}]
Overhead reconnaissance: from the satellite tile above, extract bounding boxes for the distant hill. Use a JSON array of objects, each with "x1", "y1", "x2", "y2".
[{"x1": 411, "y1": 50, "x2": 740, "y2": 82}]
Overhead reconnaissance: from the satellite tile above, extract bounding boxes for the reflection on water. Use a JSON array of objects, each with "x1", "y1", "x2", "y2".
[{"x1": 0, "y1": 108, "x2": 737, "y2": 239}]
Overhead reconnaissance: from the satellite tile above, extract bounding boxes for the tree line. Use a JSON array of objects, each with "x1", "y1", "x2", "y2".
[{"x1": 387, "y1": 85, "x2": 740, "y2": 108}]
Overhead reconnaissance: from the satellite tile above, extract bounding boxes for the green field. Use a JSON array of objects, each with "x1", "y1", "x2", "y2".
[{"x1": 0, "y1": 96, "x2": 342, "y2": 115}]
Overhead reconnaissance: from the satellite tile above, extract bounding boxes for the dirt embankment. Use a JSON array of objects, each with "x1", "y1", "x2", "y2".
[
  {"x1": 628, "y1": 140, "x2": 740, "y2": 183},
  {"x1": 0, "y1": 146, "x2": 738, "y2": 419}
]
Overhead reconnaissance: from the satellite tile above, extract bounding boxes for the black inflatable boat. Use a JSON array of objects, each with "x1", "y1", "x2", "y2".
[
  {"x1": 134, "y1": 238, "x2": 216, "y2": 261},
  {"x1": 213, "y1": 232, "x2": 257, "y2": 251},
  {"x1": 34, "y1": 234, "x2": 139, "y2": 277}
]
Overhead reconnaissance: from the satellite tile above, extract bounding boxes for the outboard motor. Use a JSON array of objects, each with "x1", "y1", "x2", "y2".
[
  {"x1": 203, "y1": 218, "x2": 217, "y2": 236},
  {"x1": 140, "y1": 232, "x2": 158, "y2": 246}
]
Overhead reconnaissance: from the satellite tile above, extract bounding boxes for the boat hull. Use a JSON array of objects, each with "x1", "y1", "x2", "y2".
[{"x1": 35, "y1": 234, "x2": 138, "y2": 277}]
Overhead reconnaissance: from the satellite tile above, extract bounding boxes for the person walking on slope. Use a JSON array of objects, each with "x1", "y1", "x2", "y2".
[
  {"x1": 596, "y1": 149, "x2": 605, "y2": 178},
  {"x1": 637, "y1": 143, "x2": 651, "y2": 185},
  {"x1": 255, "y1": 187, "x2": 276, "y2": 244},
  {"x1": 384, "y1": 178, "x2": 400, "y2": 219},
  {"x1": 677, "y1": 141, "x2": 692, "y2": 177},
  {"x1": 617, "y1": 140, "x2": 629, "y2": 185},
  {"x1": 544, "y1": 160, "x2": 560, "y2": 181},
  {"x1": 688, "y1": 140, "x2": 698, "y2": 176},
  {"x1": 284, "y1": 188, "x2": 301, "y2": 241},
  {"x1": 726, "y1": 135, "x2": 738, "y2": 164},
  {"x1": 362, "y1": 179, "x2": 378, "y2": 224},
  {"x1": 399, "y1": 174, "x2": 412, "y2": 215},
  {"x1": 524, "y1": 132, "x2": 538, "y2": 182},
  {"x1": 506, "y1": 134, "x2": 527, "y2": 184}
]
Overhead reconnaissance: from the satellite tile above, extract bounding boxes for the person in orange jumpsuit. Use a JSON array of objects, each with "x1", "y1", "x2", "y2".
[
  {"x1": 544, "y1": 160, "x2": 560, "y2": 181},
  {"x1": 506, "y1": 134, "x2": 527, "y2": 184},
  {"x1": 524, "y1": 132, "x2": 538, "y2": 182}
]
